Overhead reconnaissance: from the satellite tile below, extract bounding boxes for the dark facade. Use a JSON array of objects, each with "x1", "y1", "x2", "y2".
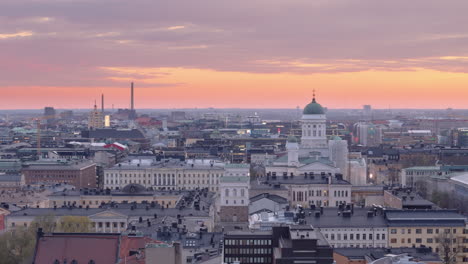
[
  {"x1": 223, "y1": 225, "x2": 333, "y2": 264},
  {"x1": 22, "y1": 161, "x2": 97, "y2": 188}
]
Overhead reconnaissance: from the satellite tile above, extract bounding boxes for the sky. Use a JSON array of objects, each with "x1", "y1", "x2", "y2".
[{"x1": 1, "y1": 0, "x2": 468, "y2": 110}]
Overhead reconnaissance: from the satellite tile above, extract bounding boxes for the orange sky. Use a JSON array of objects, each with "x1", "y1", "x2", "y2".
[
  {"x1": 1, "y1": 1, "x2": 468, "y2": 109},
  {"x1": 1, "y1": 67, "x2": 468, "y2": 110}
]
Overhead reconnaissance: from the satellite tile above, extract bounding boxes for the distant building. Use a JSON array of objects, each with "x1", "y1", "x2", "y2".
[
  {"x1": 355, "y1": 123, "x2": 382, "y2": 147},
  {"x1": 220, "y1": 169, "x2": 250, "y2": 222},
  {"x1": 22, "y1": 160, "x2": 97, "y2": 188},
  {"x1": 32, "y1": 230, "x2": 177, "y2": 264},
  {"x1": 103, "y1": 159, "x2": 225, "y2": 192},
  {"x1": 223, "y1": 225, "x2": 333, "y2": 264},
  {"x1": 88, "y1": 102, "x2": 104, "y2": 129},
  {"x1": 44, "y1": 106, "x2": 56, "y2": 127},
  {"x1": 170, "y1": 111, "x2": 186, "y2": 121},
  {"x1": 334, "y1": 247, "x2": 442, "y2": 264}
]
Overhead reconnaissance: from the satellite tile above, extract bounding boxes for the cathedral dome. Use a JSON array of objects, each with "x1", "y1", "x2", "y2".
[
  {"x1": 287, "y1": 135, "x2": 299, "y2": 143},
  {"x1": 303, "y1": 98, "x2": 325, "y2": 115}
]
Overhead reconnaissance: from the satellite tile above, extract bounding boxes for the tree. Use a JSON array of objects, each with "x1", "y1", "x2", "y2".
[
  {"x1": 30, "y1": 213, "x2": 57, "y2": 233},
  {"x1": 0, "y1": 214, "x2": 93, "y2": 264},
  {"x1": 57, "y1": 216, "x2": 92, "y2": 233},
  {"x1": 0, "y1": 227, "x2": 36, "y2": 264},
  {"x1": 436, "y1": 230, "x2": 462, "y2": 264}
]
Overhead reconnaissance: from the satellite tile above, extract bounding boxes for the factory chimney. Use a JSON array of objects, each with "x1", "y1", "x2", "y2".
[
  {"x1": 101, "y1": 94, "x2": 104, "y2": 113},
  {"x1": 131, "y1": 82, "x2": 134, "y2": 111}
]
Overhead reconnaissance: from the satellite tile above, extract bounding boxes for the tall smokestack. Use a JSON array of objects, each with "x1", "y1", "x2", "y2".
[
  {"x1": 101, "y1": 94, "x2": 104, "y2": 113},
  {"x1": 131, "y1": 82, "x2": 134, "y2": 111}
]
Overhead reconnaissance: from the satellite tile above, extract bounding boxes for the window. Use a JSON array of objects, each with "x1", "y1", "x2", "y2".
[
  {"x1": 391, "y1": 229, "x2": 397, "y2": 234},
  {"x1": 390, "y1": 238, "x2": 397, "y2": 243},
  {"x1": 427, "y1": 238, "x2": 433, "y2": 243},
  {"x1": 416, "y1": 238, "x2": 422, "y2": 243},
  {"x1": 416, "y1": 229, "x2": 422, "y2": 234},
  {"x1": 427, "y1": 229, "x2": 433, "y2": 234}
]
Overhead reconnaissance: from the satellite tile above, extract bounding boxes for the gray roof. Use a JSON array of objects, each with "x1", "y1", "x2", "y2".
[
  {"x1": 256, "y1": 175, "x2": 351, "y2": 186},
  {"x1": 334, "y1": 247, "x2": 441, "y2": 262},
  {"x1": 305, "y1": 208, "x2": 388, "y2": 228},
  {"x1": 385, "y1": 210, "x2": 466, "y2": 227},
  {"x1": 0, "y1": 174, "x2": 22, "y2": 182},
  {"x1": 250, "y1": 193, "x2": 288, "y2": 204},
  {"x1": 86, "y1": 129, "x2": 145, "y2": 139}
]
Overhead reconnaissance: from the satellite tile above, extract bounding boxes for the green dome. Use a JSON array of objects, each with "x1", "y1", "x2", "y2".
[
  {"x1": 287, "y1": 135, "x2": 299, "y2": 143},
  {"x1": 303, "y1": 98, "x2": 324, "y2": 115}
]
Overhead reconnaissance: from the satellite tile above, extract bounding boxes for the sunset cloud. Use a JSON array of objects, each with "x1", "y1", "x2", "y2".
[{"x1": 1, "y1": 0, "x2": 468, "y2": 109}]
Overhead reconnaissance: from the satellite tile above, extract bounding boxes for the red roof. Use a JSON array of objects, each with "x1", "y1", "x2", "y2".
[
  {"x1": 34, "y1": 234, "x2": 120, "y2": 264},
  {"x1": 118, "y1": 235, "x2": 165, "y2": 264}
]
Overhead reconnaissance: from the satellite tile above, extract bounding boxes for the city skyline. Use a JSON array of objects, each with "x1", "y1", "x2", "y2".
[{"x1": 1, "y1": 0, "x2": 468, "y2": 109}]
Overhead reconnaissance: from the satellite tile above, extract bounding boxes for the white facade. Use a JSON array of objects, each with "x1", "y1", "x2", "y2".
[
  {"x1": 300, "y1": 114, "x2": 328, "y2": 154},
  {"x1": 289, "y1": 183, "x2": 352, "y2": 207},
  {"x1": 348, "y1": 158, "x2": 367, "y2": 186},
  {"x1": 329, "y1": 138, "x2": 349, "y2": 181},
  {"x1": 104, "y1": 159, "x2": 224, "y2": 192},
  {"x1": 320, "y1": 227, "x2": 388, "y2": 248},
  {"x1": 220, "y1": 176, "x2": 250, "y2": 207}
]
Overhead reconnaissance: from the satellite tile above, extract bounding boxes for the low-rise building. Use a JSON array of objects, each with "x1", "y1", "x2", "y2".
[
  {"x1": 47, "y1": 184, "x2": 183, "y2": 208},
  {"x1": 223, "y1": 225, "x2": 334, "y2": 264},
  {"x1": 22, "y1": 159, "x2": 97, "y2": 188},
  {"x1": 251, "y1": 173, "x2": 352, "y2": 208},
  {"x1": 103, "y1": 158, "x2": 225, "y2": 192}
]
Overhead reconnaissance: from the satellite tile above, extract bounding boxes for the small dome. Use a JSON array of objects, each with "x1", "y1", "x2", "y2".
[
  {"x1": 122, "y1": 184, "x2": 146, "y2": 193},
  {"x1": 303, "y1": 98, "x2": 325, "y2": 115},
  {"x1": 287, "y1": 135, "x2": 299, "y2": 143}
]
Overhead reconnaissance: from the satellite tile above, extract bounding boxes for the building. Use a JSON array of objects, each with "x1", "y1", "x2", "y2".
[
  {"x1": 47, "y1": 184, "x2": 183, "y2": 209},
  {"x1": 386, "y1": 209, "x2": 467, "y2": 263},
  {"x1": 223, "y1": 225, "x2": 333, "y2": 264},
  {"x1": 383, "y1": 188, "x2": 435, "y2": 210},
  {"x1": 7, "y1": 189, "x2": 216, "y2": 233},
  {"x1": 88, "y1": 102, "x2": 104, "y2": 129},
  {"x1": 265, "y1": 95, "x2": 360, "y2": 203},
  {"x1": 249, "y1": 193, "x2": 289, "y2": 215},
  {"x1": 32, "y1": 230, "x2": 178, "y2": 264},
  {"x1": 103, "y1": 159, "x2": 225, "y2": 191},
  {"x1": 334, "y1": 247, "x2": 442, "y2": 264},
  {"x1": 219, "y1": 175, "x2": 250, "y2": 222},
  {"x1": 355, "y1": 123, "x2": 383, "y2": 147},
  {"x1": 251, "y1": 173, "x2": 352, "y2": 208},
  {"x1": 305, "y1": 207, "x2": 388, "y2": 248},
  {"x1": 0, "y1": 173, "x2": 23, "y2": 190},
  {"x1": 22, "y1": 160, "x2": 97, "y2": 188},
  {"x1": 44, "y1": 106, "x2": 56, "y2": 127}
]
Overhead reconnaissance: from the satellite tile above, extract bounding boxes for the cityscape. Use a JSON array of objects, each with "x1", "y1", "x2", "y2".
[{"x1": 2, "y1": 1, "x2": 468, "y2": 264}]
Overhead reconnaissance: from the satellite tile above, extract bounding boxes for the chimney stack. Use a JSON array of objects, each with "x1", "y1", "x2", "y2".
[
  {"x1": 101, "y1": 94, "x2": 104, "y2": 113},
  {"x1": 131, "y1": 82, "x2": 134, "y2": 111}
]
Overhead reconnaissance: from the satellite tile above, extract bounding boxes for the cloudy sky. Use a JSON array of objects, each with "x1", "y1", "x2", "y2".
[{"x1": 1, "y1": 0, "x2": 468, "y2": 109}]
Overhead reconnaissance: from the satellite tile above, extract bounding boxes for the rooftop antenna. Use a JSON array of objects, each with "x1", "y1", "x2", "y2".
[{"x1": 101, "y1": 94, "x2": 104, "y2": 113}]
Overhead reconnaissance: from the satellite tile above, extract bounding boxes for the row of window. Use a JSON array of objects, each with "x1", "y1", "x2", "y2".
[
  {"x1": 225, "y1": 188, "x2": 246, "y2": 197},
  {"x1": 224, "y1": 257, "x2": 271, "y2": 264},
  {"x1": 224, "y1": 239, "x2": 272, "y2": 246},
  {"x1": 390, "y1": 228, "x2": 457, "y2": 234},
  {"x1": 390, "y1": 238, "x2": 457, "y2": 244},
  {"x1": 225, "y1": 199, "x2": 245, "y2": 205},
  {"x1": 106, "y1": 173, "x2": 222, "y2": 178},
  {"x1": 224, "y1": 248, "x2": 272, "y2": 255},
  {"x1": 325, "y1": 233, "x2": 385, "y2": 241}
]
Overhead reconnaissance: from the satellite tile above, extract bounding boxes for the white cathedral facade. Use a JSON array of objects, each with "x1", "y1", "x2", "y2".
[{"x1": 265, "y1": 96, "x2": 367, "y2": 186}]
